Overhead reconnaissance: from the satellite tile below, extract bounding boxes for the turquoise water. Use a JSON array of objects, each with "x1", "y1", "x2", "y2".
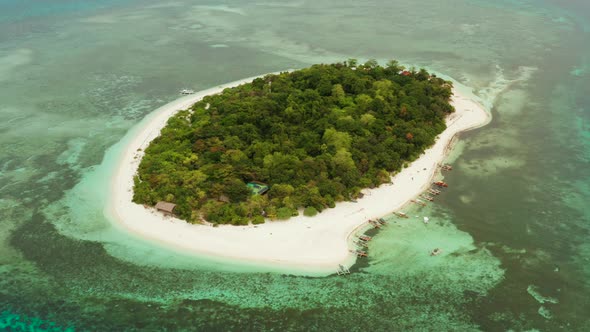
[{"x1": 1, "y1": 0, "x2": 589, "y2": 330}]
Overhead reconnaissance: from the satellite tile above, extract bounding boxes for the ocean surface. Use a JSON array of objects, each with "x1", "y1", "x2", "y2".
[{"x1": 1, "y1": 0, "x2": 589, "y2": 330}]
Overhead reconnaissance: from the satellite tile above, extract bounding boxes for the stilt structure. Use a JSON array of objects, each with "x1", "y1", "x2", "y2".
[{"x1": 337, "y1": 264, "x2": 351, "y2": 275}]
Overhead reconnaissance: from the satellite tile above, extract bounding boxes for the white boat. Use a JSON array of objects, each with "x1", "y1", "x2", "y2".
[
  {"x1": 423, "y1": 217, "x2": 429, "y2": 224},
  {"x1": 180, "y1": 89, "x2": 195, "y2": 95}
]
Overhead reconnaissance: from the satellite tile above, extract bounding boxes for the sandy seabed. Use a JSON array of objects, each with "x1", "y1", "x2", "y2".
[{"x1": 106, "y1": 72, "x2": 490, "y2": 274}]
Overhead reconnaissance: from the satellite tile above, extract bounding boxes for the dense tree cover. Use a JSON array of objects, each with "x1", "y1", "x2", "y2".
[{"x1": 133, "y1": 60, "x2": 454, "y2": 225}]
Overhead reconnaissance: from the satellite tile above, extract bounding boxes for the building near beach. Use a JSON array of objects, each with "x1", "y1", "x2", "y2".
[
  {"x1": 247, "y1": 181, "x2": 269, "y2": 195},
  {"x1": 155, "y1": 201, "x2": 176, "y2": 215}
]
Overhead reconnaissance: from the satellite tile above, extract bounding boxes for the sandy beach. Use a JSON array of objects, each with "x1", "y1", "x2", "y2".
[{"x1": 106, "y1": 73, "x2": 490, "y2": 273}]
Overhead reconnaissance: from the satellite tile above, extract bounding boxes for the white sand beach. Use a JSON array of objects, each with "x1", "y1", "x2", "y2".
[{"x1": 106, "y1": 73, "x2": 490, "y2": 273}]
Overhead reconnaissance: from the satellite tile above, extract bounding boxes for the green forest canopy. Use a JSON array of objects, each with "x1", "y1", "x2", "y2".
[{"x1": 133, "y1": 60, "x2": 454, "y2": 225}]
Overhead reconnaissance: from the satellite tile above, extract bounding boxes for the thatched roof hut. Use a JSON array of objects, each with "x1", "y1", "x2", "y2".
[
  {"x1": 155, "y1": 201, "x2": 176, "y2": 215},
  {"x1": 218, "y1": 195, "x2": 230, "y2": 203}
]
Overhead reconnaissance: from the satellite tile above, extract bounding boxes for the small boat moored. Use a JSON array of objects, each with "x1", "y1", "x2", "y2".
[
  {"x1": 180, "y1": 88, "x2": 195, "y2": 95},
  {"x1": 428, "y1": 188, "x2": 441, "y2": 195},
  {"x1": 433, "y1": 181, "x2": 448, "y2": 188},
  {"x1": 354, "y1": 240, "x2": 368, "y2": 248},
  {"x1": 420, "y1": 194, "x2": 434, "y2": 202},
  {"x1": 430, "y1": 248, "x2": 442, "y2": 256},
  {"x1": 358, "y1": 235, "x2": 372, "y2": 242},
  {"x1": 369, "y1": 220, "x2": 382, "y2": 228},
  {"x1": 441, "y1": 164, "x2": 453, "y2": 171},
  {"x1": 350, "y1": 249, "x2": 368, "y2": 257},
  {"x1": 411, "y1": 199, "x2": 427, "y2": 206}
]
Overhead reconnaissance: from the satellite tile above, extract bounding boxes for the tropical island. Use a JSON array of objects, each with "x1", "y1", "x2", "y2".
[
  {"x1": 108, "y1": 63, "x2": 488, "y2": 271},
  {"x1": 132, "y1": 60, "x2": 455, "y2": 225}
]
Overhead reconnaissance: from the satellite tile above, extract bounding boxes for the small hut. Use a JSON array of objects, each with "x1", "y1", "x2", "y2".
[
  {"x1": 247, "y1": 181, "x2": 269, "y2": 195},
  {"x1": 155, "y1": 201, "x2": 176, "y2": 216},
  {"x1": 218, "y1": 195, "x2": 230, "y2": 203}
]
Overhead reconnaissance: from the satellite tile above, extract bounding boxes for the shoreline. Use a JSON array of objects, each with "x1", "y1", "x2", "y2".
[{"x1": 106, "y1": 73, "x2": 491, "y2": 274}]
